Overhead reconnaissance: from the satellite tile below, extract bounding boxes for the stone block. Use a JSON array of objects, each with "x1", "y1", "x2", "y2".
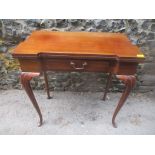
[
  {"x1": 0, "y1": 46, "x2": 8, "y2": 53},
  {"x1": 141, "y1": 20, "x2": 151, "y2": 30},
  {"x1": 147, "y1": 33, "x2": 155, "y2": 40},
  {"x1": 140, "y1": 74, "x2": 155, "y2": 86},
  {"x1": 139, "y1": 86, "x2": 155, "y2": 93},
  {"x1": 151, "y1": 24, "x2": 155, "y2": 32},
  {"x1": 143, "y1": 63, "x2": 155, "y2": 74},
  {"x1": 147, "y1": 40, "x2": 155, "y2": 49}
]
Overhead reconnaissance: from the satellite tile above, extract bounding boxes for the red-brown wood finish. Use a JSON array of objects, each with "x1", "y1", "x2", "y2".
[
  {"x1": 13, "y1": 31, "x2": 144, "y2": 59},
  {"x1": 103, "y1": 73, "x2": 113, "y2": 101},
  {"x1": 12, "y1": 31, "x2": 145, "y2": 127},
  {"x1": 112, "y1": 75, "x2": 136, "y2": 128},
  {"x1": 20, "y1": 72, "x2": 43, "y2": 127}
]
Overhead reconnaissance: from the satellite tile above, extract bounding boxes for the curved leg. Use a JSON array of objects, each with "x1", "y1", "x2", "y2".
[
  {"x1": 112, "y1": 75, "x2": 136, "y2": 128},
  {"x1": 102, "y1": 73, "x2": 113, "y2": 101},
  {"x1": 20, "y1": 72, "x2": 43, "y2": 127},
  {"x1": 43, "y1": 71, "x2": 52, "y2": 99}
]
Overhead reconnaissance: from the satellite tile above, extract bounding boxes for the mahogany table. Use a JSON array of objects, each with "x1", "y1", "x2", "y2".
[{"x1": 12, "y1": 31, "x2": 145, "y2": 127}]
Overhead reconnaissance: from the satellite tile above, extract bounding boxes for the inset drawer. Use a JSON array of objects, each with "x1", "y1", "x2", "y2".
[{"x1": 43, "y1": 59, "x2": 110, "y2": 72}]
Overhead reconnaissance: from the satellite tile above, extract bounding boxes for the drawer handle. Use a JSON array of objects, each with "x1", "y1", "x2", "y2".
[{"x1": 70, "y1": 61, "x2": 87, "y2": 70}]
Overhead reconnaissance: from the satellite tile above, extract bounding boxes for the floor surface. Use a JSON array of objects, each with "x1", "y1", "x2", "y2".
[{"x1": 0, "y1": 90, "x2": 155, "y2": 134}]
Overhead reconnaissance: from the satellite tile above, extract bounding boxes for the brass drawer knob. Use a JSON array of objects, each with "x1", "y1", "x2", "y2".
[{"x1": 70, "y1": 61, "x2": 87, "y2": 70}]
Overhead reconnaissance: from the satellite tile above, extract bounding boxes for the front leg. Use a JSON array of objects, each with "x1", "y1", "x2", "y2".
[
  {"x1": 112, "y1": 75, "x2": 136, "y2": 128},
  {"x1": 20, "y1": 72, "x2": 43, "y2": 127}
]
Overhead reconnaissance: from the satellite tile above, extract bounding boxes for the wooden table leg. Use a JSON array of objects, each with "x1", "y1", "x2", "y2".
[
  {"x1": 102, "y1": 73, "x2": 113, "y2": 101},
  {"x1": 43, "y1": 71, "x2": 52, "y2": 99},
  {"x1": 20, "y1": 72, "x2": 43, "y2": 127},
  {"x1": 112, "y1": 75, "x2": 136, "y2": 128}
]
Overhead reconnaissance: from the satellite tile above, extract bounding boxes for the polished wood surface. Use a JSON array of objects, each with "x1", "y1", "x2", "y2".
[
  {"x1": 20, "y1": 72, "x2": 43, "y2": 126},
  {"x1": 12, "y1": 31, "x2": 145, "y2": 128},
  {"x1": 17, "y1": 57, "x2": 138, "y2": 75},
  {"x1": 13, "y1": 31, "x2": 144, "y2": 60},
  {"x1": 112, "y1": 75, "x2": 136, "y2": 128},
  {"x1": 13, "y1": 31, "x2": 144, "y2": 75}
]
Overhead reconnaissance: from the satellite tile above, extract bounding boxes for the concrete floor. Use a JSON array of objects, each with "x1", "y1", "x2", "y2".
[{"x1": 0, "y1": 90, "x2": 155, "y2": 134}]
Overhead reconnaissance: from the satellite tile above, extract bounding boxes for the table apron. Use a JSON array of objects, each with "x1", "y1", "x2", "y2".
[{"x1": 18, "y1": 58, "x2": 138, "y2": 75}]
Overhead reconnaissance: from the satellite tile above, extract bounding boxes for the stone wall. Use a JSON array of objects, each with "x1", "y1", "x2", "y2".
[{"x1": 0, "y1": 19, "x2": 155, "y2": 92}]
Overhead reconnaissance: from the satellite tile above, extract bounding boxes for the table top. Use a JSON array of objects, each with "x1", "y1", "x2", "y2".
[{"x1": 13, "y1": 31, "x2": 144, "y2": 60}]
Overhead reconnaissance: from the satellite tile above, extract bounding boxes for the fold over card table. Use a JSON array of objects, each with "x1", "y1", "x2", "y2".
[{"x1": 12, "y1": 31, "x2": 145, "y2": 127}]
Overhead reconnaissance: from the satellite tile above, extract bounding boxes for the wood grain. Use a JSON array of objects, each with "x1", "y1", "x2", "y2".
[{"x1": 12, "y1": 31, "x2": 144, "y2": 60}]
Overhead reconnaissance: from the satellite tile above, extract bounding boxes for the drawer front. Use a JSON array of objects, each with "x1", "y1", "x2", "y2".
[
  {"x1": 19, "y1": 59, "x2": 41, "y2": 72},
  {"x1": 18, "y1": 58, "x2": 138, "y2": 74},
  {"x1": 43, "y1": 59, "x2": 110, "y2": 72}
]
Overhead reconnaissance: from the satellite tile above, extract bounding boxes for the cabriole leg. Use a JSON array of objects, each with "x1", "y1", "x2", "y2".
[
  {"x1": 43, "y1": 71, "x2": 52, "y2": 99},
  {"x1": 20, "y1": 72, "x2": 43, "y2": 127},
  {"x1": 103, "y1": 73, "x2": 113, "y2": 101},
  {"x1": 112, "y1": 75, "x2": 136, "y2": 128}
]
